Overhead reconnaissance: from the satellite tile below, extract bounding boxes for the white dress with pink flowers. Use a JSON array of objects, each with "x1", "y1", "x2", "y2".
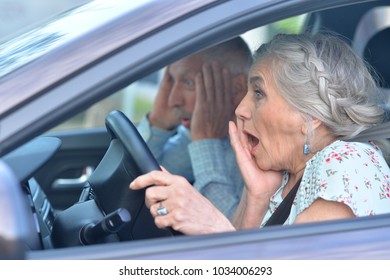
[{"x1": 261, "y1": 140, "x2": 390, "y2": 226}]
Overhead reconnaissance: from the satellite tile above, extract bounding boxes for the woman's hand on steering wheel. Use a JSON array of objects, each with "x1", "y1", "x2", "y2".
[{"x1": 130, "y1": 168, "x2": 235, "y2": 235}]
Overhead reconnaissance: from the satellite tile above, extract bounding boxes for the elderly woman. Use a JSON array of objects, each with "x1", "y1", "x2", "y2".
[{"x1": 130, "y1": 33, "x2": 390, "y2": 235}]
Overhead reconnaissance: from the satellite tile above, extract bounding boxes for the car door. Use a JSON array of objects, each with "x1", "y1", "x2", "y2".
[{"x1": 34, "y1": 128, "x2": 109, "y2": 210}]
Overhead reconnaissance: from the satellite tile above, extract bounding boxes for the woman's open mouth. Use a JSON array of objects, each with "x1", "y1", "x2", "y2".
[{"x1": 245, "y1": 131, "x2": 259, "y2": 155}]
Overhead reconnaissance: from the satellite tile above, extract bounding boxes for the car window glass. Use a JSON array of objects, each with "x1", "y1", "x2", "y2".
[
  {"x1": 51, "y1": 14, "x2": 309, "y2": 132},
  {"x1": 53, "y1": 71, "x2": 163, "y2": 131}
]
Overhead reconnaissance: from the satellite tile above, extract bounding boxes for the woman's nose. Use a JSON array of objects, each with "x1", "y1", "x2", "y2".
[{"x1": 235, "y1": 93, "x2": 251, "y2": 120}]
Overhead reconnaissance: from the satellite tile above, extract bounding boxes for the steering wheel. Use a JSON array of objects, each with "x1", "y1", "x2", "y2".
[
  {"x1": 51, "y1": 110, "x2": 180, "y2": 248},
  {"x1": 105, "y1": 110, "x2": 162, "y2": 175}
]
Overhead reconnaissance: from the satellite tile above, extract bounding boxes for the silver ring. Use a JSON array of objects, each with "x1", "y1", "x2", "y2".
[{"x1": 156, "y1": 202, "x2": 168, "y2": 216}]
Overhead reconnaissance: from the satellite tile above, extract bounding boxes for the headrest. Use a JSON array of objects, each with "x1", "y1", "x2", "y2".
[
  {"x1": 363, "y1": 28, "x2": 390, "y2": 88},
  {"x1": 352, "y1": 6, "x2": 390, "y2": 88}
]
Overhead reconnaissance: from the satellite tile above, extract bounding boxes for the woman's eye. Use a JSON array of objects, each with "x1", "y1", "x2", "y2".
[{"x1": 255, "y1": 89, "x2": 264, "y2": 99}]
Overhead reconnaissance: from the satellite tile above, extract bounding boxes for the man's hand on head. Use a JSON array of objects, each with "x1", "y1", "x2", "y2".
[
  {"x1": 191, "y1": 61, "x2": 235, "y2": 141},
  {"x1": 148, "y1": 68, "x2": 181, "y2": 130}
]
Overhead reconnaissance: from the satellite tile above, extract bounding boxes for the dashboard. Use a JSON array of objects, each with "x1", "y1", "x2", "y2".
[{"x1": 2, "y1": 137, "x2": 61, "y2": 250}]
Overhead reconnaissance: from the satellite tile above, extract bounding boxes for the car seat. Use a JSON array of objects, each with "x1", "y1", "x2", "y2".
[{"x1": 352, "y1": 6, "x2": 390, "y2": 122}]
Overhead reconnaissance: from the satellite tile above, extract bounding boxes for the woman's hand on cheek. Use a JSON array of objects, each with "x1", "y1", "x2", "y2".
[
  {"x1": 229, "y1": 121, "x2": 283, "y2": 200},
  {"x1": 229, "y1": 120, "x2": 254, "y2": 172},
  {"x1": 130, "y1": 169, "x2": 235, "y2": 235}
]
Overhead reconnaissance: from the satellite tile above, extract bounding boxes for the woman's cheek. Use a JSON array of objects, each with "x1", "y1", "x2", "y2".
[{"x1": 256, "y1": 142, "x2": 277, "y2": 171}]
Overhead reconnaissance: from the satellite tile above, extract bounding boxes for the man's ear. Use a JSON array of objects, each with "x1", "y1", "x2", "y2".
[{"x1": 232, "y1": 73, "x2": 248, "y2": 105}]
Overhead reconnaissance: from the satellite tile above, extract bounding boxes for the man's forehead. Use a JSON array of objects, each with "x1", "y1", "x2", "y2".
[{"x1": 169, "y1": 55, "x2": 204, "y2": 76}]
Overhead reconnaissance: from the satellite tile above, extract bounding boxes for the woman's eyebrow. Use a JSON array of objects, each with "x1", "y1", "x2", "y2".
[{"x1": 249, "y1": 75, "x2": 264, "y2": 86}]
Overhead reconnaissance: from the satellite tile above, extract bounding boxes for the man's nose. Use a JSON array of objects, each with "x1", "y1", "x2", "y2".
[{"x1": 168, "y1": 84, "x2": 184, "y2": 107}]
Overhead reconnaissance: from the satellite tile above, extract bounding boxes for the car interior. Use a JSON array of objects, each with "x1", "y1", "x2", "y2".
[{"x1": 1, "y1": 0, "x2": 390, "y2": 259}]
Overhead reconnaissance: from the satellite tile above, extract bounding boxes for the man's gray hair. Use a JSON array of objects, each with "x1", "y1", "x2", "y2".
[{"x1": 198, "y1": 36, "x2": 253, "y2": 76}]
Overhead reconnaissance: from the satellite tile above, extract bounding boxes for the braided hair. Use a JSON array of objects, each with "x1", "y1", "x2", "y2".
[{"x1": 253, "y1": 32, "x2": 385, "y2": 140}]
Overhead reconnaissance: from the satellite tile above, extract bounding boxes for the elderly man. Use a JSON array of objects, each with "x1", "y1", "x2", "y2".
[{"x1": 137, "y1": 37, "x2": 252, "y2": 219}]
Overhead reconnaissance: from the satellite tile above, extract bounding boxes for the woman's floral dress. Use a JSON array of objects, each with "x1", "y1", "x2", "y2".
[{"x1": 261, "y1": 140, "x2": 390, "y2": 226}]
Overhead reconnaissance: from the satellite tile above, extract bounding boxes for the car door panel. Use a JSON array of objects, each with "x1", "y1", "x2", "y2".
[{"x1": 34, "y1": 128, "x2": 110, "y2": 210}]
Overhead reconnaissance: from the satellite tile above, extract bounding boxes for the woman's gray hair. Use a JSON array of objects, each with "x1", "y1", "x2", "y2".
[{"x1": 253, "y1": 32, "x2": 386, "y2": 141}]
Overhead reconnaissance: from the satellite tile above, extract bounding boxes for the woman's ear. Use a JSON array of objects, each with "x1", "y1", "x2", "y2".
[{"x1": 301, "y1": 117, "x2": 322, "y2": 135}]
